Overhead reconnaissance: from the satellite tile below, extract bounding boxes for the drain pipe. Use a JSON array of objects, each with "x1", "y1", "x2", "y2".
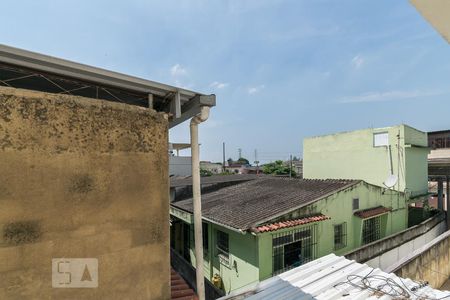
[{"x1": 190, "y1": 106, "x2": 210, "y2": 300}]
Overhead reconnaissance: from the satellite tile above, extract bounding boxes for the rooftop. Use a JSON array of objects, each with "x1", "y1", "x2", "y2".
[
  {"x1": 220, "y1": 254, "x2": 450, "y2": 300},
  {"x1": 170, "y1": 174, "x2": 260, "y2": 188},
  {"x1": 171, "y1": 178, "x2": 360, "y2": 231},
  {"x1": 0, "y1": 44, "x2": 215, "y2": 128}
]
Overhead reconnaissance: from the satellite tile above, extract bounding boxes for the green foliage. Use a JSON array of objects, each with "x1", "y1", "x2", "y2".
[
  {"x1": 200, "y1": 168, "x2": 213, "y2": 177},
  {"x1": 237, "y1": 157, "x2": 250, "y2": 165},
  {"x1": 262, "y1": 160, "x2": 297, "y2": 176}
]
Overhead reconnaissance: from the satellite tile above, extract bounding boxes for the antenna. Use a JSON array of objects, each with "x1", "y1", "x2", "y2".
[{"x1": 384, "y1": 174, "x2": 398, "y2": 188}]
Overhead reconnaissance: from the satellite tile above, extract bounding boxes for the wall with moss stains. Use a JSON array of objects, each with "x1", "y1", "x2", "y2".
[{"x1": 0, "y1": 86, "x2": 169, "y2": 299}]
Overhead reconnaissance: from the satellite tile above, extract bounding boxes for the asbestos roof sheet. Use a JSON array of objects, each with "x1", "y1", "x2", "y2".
[
  {"x1": 171, "y1": 178, "x2": 360, "y2": 231},
  {"x1": 220, "y1": 254, "x2": 450, "y2": 300},
  {"x1": 170, "y1": 174, "x2": 260, "y2": 188},
  {"x1": 252, "y1": 214, "x2": 330, "y2": 233},
  {"x1": 354, "y1": 206, "x2": 392, "y2": 219}
]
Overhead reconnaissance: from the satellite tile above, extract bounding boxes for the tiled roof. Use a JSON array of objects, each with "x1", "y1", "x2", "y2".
[
  {"x1": 252, "y1": 214, "x2": 330, "y2": 233},
  {"x1": 171, "y1": 268, "x2": 198, "y2": 300},
  {"x1": 171, "y1": 178, "x2": 360, "y2": 231},
  {"x1": 354, "y1": 206, "x2": 392, "y2": 219}
]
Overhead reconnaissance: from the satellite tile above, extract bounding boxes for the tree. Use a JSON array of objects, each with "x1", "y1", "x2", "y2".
[
  {"x1": 262, "y1": 160, "x2": 297, "y2": 177},
  {"x1": 237, "y1": 157, "x2": 250, "y2": 165},
  {"x1": 200, "y1": 168, "x2": 213, "y2": 177}
]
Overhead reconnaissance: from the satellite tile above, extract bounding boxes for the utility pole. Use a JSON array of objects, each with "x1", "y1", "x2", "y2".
[
  {"x1": 289, "y1": 154, "x2": 292, "y2": 178},
  {"x1": 222, "y1": 142, "x2": 226, "y2": 166},
  {"x1": 254, "y1": 149, "x2": 260, "y2": 175},
  {"x1": 238, "y1": 148, "x2": 242, "y2": 159}
]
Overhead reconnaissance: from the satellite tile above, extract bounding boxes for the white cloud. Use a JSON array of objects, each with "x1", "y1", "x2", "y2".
[
  {"x1": 210, "y1": 81, "x2": 229, "y2": 89},
  {"x1": 351, "y1": 55, "x2": 364, "y2": 69},
  {"x1": 248, "y1": 84, "x2": 265, "y2": 95},
  {"x1": 170, "y1": 64, "x2": 187, "y2": 77},
  {"x1": 339, "y1": 90, "x2": 445, "y2": 104}
]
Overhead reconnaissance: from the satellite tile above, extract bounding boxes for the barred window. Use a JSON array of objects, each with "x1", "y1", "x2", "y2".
[
  {"x1": 333, "y1": 223, "x2": 347, "y2": 250},
  {"x1": 216, "y1": 230, "x2": 229, "y2": 263},
  {"x1": 272, "y1": 225, "x2": 317, "y2": 275},
  {"x1": 362, "y1": 217, "x2": 381, "y2": 245}
]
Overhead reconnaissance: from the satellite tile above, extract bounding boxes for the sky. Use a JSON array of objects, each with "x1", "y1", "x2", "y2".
[{"x1": 1, "y1": 0, "x2": 450, "y2": 163}]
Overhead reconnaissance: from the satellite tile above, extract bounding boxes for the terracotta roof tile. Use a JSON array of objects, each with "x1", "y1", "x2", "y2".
[
  {"x1": 354, "y1": 206, "x2": 392, "y2": 219},
  {"x1": 251, "y1": 214, "x2": 331, "y2": 233}
]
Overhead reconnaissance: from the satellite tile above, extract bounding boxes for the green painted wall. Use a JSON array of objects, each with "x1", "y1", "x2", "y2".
[
  {"x1": 170, "y1": 181, "x2": 409, "y2": 293},
  {"x1": 187, "y1": 223, "x2": 259, "y2": 293},
  {"x1": 257, "y1": 181, "x2": 408, "y2": 281},
  {"x1": 303, "y1": 124, "x2": 428, "y2": 197}
]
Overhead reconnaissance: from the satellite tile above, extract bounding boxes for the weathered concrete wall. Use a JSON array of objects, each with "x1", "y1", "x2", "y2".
[
  {"x1": 303, "y1": 124, "x2": 429, "y2": 197},
  {"x1": 389, "y1": 230, "x2": 450, "y2": 289},
  {"x1": 0, "y1": 87, "x2": 169, "y2": 299},
  {"x1": 345, "y1": 212, "x2": 446, "y2": 271}
]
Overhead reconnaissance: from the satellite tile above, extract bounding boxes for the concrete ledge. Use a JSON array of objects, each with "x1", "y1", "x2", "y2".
[
  {"x1": 386, "y1": 229, "x2": 450, "y2": 273},
  {"x1": 345, "y1": 212, "x2": 445, "y2": 263}
]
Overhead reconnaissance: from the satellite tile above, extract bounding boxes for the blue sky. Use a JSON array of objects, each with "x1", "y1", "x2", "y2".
[{"x1": 2, "y1": 0, "x2": 450, "y2": 163}]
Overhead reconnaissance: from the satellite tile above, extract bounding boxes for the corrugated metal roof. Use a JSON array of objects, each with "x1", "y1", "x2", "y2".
[
  {"x1": 0, "y1": 44, "x2": 216, "y2": 128},
  {"x1": 220, "y1": 254, "x2": 450, "y2": 300},
  {"x1": 252, "y1": 214, "x2": 330, "y2": 233}
]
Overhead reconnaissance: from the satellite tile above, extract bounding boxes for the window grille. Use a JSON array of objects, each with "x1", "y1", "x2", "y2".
[
  {"x1": 272, "y1": 224, "x2": 317, "y2": 275},
  {"x1": 216, "y1": 230, "x2": 229, "y2": 264},
  {"x1": 333, "y1": 223, "x2": 347, "y2": 250},
  {"x1": 362, "y1": 217, "x2": 381, "y2": 245}
]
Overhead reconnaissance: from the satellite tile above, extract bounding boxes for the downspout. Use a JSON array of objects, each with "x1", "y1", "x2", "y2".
[{"x1": 190, "y1": 106, "x2": 210, "y2": 300}]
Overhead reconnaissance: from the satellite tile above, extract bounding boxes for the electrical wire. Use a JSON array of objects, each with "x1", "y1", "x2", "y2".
[{"x1": 334, "y1": 268, "x2": 450, "y2": 299}]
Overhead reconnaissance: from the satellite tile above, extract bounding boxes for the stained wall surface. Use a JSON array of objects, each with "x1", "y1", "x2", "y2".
[{"x1": 0, "y1": 87, "x2": 170, "y2": 299}]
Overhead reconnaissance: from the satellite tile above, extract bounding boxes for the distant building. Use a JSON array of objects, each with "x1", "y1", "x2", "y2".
[
  {"x1": 224, "y1": 163, "x2": 246, "y2": 174},
  {"x1": 292, "y1": 160, "x2": 303, "y2": 178},
  {"x1": 200, "y1": 161, "x2": 224, "y2": 174},
  {"x1": 303, "y1": 124, "x2": 429, "y2": 199},
  {"x1": 169, "y1": 143, "x2": 192, "y2": 177},
  {"x1": 170, "y1": 177, "x2": 408, "y2": 293},
  {"x1": 427, "y1": 130, "x2": 450, "y2": 214}
]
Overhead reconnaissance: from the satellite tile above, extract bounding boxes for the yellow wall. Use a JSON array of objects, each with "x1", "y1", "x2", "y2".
[{"x1": 0, "y1": 87, "x2": 170, "y2": 299}]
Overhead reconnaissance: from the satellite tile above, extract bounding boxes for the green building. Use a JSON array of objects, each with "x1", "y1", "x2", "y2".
[
  {"x1": 303, "y1": 124, "x2": 429, "y2": 199},
  {"x1": 170, "y1": 177, "x2": 408, "y2": 294},
  {"x1": 170, "y1": 124, "x2": 428, "y2": 294}
]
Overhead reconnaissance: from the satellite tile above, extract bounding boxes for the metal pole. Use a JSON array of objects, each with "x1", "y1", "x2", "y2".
[
  {"x1": 223, "y1": 142, "x2": 226, "y2": 168},
  {"x1": 190, "y1": 107, "x2": 209, "y2": 300},
  {"x1": 289, "y1": 154, "x2": 292, "y2": 178},
  {"x1": 438, "y1": 178, "x2": 444, "y2": 211},
  {"x1": 447, "y1": 176, "x2": 450, "y2": 229}
]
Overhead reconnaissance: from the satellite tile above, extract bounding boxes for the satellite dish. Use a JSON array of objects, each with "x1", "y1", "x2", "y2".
[{"x1": 384, "y1": 174, "x2": 398, "y2": 188}]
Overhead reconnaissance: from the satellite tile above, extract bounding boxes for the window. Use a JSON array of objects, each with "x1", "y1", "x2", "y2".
[
  {"x1": 352, "y1": 198, "x2": 359, "y2": 210},
  {"x1": 202, "y1": 222, "x2": 208, "y2": 256},
  {"x1": 272, "y1": 225, "x2": 317, "y2": 275},
  {"x1": 216, "y1": 230, "x2": 229, "y2": 264},
  {"x1": 333, "y1": 223, "x2": 347, "y2": 250},
  {"x1": 362, "y1": 217, "x2": 381, "y2": 245},
  {"x1": 373, "y1": 132, "x2": 389, "y2": 147}
]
